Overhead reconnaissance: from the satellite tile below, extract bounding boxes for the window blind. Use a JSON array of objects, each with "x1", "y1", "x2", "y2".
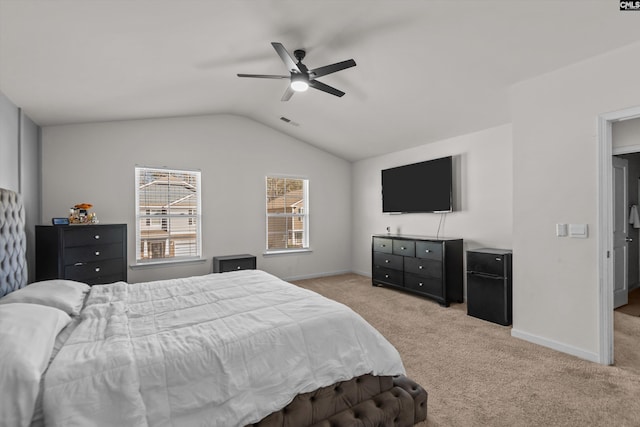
[
  {"x1": 135, "y1": 167, "x2": 202, "y2": 262},
  {"x1": 266, "y1": 176, "x2": 309, "y2": 251}
]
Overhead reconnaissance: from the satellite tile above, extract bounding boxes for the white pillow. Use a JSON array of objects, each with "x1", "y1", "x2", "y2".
[
  {"x1": 0, "y1": 303, "x2": 71, "y2": 427},
  {"x1": 0, "y1": 280, "x2": 90, "y2": 316}
]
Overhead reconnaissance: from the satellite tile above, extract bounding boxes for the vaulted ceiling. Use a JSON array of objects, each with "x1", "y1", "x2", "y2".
[{"x1": 2, "y1": 0, "x2": 640, "y2": 161}]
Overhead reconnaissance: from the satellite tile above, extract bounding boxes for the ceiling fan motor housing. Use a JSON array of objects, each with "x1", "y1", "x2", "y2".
[{"x1": 294, "y1": 49, "x2": 306, "y2": 62}]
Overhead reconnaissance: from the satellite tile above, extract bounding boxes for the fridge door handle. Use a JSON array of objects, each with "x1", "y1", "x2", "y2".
[{"x1": 467, "y1": 271, "x2": 503, "y2": 280}]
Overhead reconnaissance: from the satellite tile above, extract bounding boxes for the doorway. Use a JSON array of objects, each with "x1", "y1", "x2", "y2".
[
  {"x1": 612, "y1": 153, "x2": 640, "y2": 308},
  {"x1": 598, "y1": 106, "x2": 640, "y2": 365}
]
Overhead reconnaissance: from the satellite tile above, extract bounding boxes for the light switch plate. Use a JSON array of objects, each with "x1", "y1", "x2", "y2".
[
  {"x1": 556, "y1": 223, "x2": 568, "y2": 237},
  {"x1": 569, "y1": 223, "x2": 588, "y2": 238}
]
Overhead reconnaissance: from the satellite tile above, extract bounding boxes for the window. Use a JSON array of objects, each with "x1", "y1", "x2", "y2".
[
  {"x1": 135, "y1": 167, "x2": 201, "y2": 263},
  {"x1": 266, "y1": 176, "x2": 309, "y2": 251}
]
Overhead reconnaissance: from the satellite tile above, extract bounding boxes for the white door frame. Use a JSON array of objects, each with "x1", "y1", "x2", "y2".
[{"x1": 598, "y1": 105, "x2": 640, "y2": 365}]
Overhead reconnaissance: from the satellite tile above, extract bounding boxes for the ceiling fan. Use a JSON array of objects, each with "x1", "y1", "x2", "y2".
[{"x1": 237, "y1": 42, "x2": 356, "y2": 101}]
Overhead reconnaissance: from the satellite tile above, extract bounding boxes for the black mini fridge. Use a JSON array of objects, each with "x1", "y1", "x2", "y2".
[{"x1": 466, "y1": 248, "x2": 512, "y2": 326}]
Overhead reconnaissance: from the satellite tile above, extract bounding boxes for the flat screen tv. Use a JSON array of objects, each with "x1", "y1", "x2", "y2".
[{"x1": 381, "y1": 156, "x2": 453, "y2": 213}]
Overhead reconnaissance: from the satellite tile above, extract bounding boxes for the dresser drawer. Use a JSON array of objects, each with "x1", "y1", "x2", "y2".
[
  {"x1": 64, "y1": 258, "x2": 124, "y2": 283},
  {"x1": 373, "y1": 252, "x2": 403, "y2": 271},
  {"x1": 372, "y1": 237, "x2": 393, "y2": 254},
  {"x1": 404, "y1": 273, "x2": 443, "y2": 296},
  {"x1": 415, "y1": 241, "x2": 443, "y2": 260},
  {"x1": 404, "y1": 257, "x2": 442, "y2": 279},
  {"x1": 393, "y1": 240, "x2": 415, "y2": 257},
  {"x1": 63, "y1": 226, "x2": 124, "y2": 247},
  {"x1": 63, "y1": 243, "x2": 124, "y2": 264},
  {"x1": 373, "y1": 266, "x2": 403, "y2": 285}
]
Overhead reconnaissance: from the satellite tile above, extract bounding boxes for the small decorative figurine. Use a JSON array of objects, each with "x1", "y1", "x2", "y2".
[{"x1": 69, "y1": 203, "x2": 98, "y2": 224}]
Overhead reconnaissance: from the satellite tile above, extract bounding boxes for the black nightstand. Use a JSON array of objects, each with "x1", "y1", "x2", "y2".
[{"x1": 213, "y1": 254, "x2": 257, "y2": 273}]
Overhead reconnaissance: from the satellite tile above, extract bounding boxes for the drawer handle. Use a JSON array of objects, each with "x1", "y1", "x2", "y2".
[
  {"x1": 425, "y1": 249, "x2": 430, "y2": 253},
  {"x1": 385, "y1": 259, "x2": 390, "y2": 263},
  {"x1": 384, "y1": 274, "x2": 389, "y2": 278},
  {"x1": 95, "y1": 251, "x2": 101, "y2": 256},
  {"x1": 419, "y1": 282, "x2": 423, "y2": 287},
  {"x1": 74, "y1": 262, "x2": 84, "y2": 266},
  {"x1": 380, "y1": 244, "x2": 386, "y2": 248},
  {"x1": 95, "y1": 267, "x2": 100, "y2": 272},
  {"x1": 418, "y1": 265, "x2": 423, "y2": 269},
  {"x1": 400, "y1": 246, "x2": 406, "y2": 250},
  {"x1": 94, "y1": 235, "x2": 100, "y2": 240},
  {"x1": 236, "y1": 266, "x2": 241, "y2": 270}
]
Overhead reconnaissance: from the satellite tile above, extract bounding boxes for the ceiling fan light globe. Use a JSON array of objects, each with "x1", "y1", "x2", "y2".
[{"x1": 291, "y1": 80, "x2": 309, "y2": 92}]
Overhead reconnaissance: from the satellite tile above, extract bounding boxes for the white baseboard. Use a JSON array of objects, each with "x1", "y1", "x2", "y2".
[
  {"x1": 511, "y1": 328, "x2": 600, "y2": 363},
  {"x1": 283, "y1": 270, "x2": 353, "y2": 282},
  {"x1": 351, "y1": 269, "x2": 371, "y2": 278}
]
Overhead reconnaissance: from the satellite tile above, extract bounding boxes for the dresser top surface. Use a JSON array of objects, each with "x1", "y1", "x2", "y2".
[
  {"x1": 37, "y1": 223, "x2": 126, "y2": 228},
  {"x1": 372, "y1": 234, "x2": 462, "y2": 242},
  {"x1": 213, "y1": 254, "x2": 256, "y2": 260}
]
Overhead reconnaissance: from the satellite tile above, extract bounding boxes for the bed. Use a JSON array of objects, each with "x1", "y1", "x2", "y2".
[{"x1": 0, "y1": 187, "x2": 427, "y2": 427}]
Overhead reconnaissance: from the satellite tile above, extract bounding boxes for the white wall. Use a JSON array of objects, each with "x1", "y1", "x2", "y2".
[
  {"x1": 20, "y1": 114, "x2": 41, "y2": 282},
  {"x1": 351, "y1": 124, "x2": 513, "y2": 283},
  {"x1": 510, "y1": 41, "x2": 640, "y2": 362},
  {"x1": 0, "y1": 92, "x2": 20, "y2": 191},
  {"x1": 0, "y1": 91, "x2": 41, "y2": 282},
  {"x1": 41, "y1": 114, "x2": 351, "y2": 283},
  {"x1": 613, "y1": 117, "x2": 640, "y2": 150}
]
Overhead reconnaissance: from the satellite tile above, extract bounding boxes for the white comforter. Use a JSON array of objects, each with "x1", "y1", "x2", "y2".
[{"x1": 42, "y1": 270, "x2": 405, "y2": 427}]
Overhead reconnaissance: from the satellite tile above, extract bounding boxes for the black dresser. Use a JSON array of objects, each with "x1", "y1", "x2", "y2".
[
  {"x1": 372, "y1": 234, "x2": 463, "y2": 307},
  {"x1": 35, "y1": 224, "x2": 127, "y2": 285}
]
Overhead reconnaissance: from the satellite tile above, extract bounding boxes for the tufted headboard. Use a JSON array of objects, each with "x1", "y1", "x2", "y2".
[{"x1": 0, "y1": 188, "x2": 28, "y2": 298}]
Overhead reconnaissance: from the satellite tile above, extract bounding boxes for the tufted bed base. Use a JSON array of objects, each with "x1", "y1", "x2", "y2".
[
  {"x1": 248, "y1": 374, "x2": 427, "y2": 427},
  {"x1": 0, "y1": 188, "x2": 28, "y2": 298}
]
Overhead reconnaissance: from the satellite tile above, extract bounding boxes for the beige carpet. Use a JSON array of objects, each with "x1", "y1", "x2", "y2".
[
  {"x1": 615, "y1": 288, "x2": 640, "y2": 317},
  {"x1": 293, "y1": 274, "x2": 640, "y2": 427}
]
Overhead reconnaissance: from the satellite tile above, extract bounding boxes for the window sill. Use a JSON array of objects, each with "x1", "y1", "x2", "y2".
[
  {"x1": 130, "y1": 257, "x2": 207, "y2": 269},
  {"x1": 263, "y1": 248, "x2": 313, "y2": 256}
]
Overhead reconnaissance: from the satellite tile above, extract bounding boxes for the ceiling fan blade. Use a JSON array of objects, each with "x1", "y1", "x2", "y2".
[
  {"x1": 281, "y1": 86, "x2": 295, "y2": 102},
  {"x1": 271, "y1": 42, "x2": 300, "y2": 73},
  {"x1": 309, "y1": 80, "x2": 345, "y2": 97},
  {"x1": 310, "y1": 59, "x2": 356, "y2": 78},
  {"x1": 237, "y1": 73, "x2": 289, "y2": 79}
]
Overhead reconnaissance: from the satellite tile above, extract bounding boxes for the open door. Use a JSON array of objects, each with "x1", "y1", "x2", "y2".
[{"x1": 613, "y1": 156, "x2": 629, "y2": 308}]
